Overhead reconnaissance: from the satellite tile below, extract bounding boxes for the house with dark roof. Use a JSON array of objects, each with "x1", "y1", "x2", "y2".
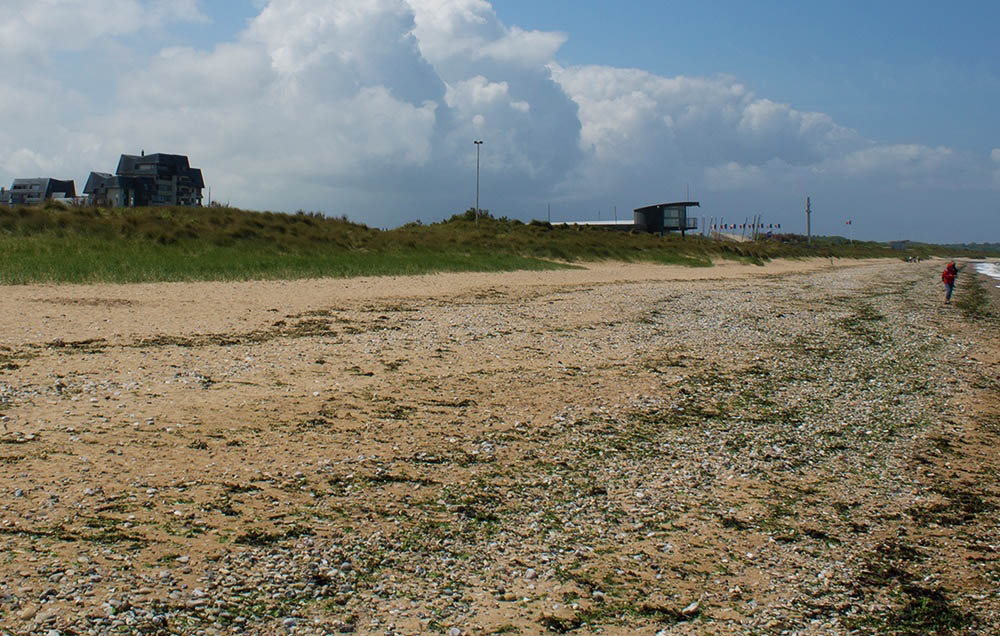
[
  {"x1": 0, "y1": 178, "x2": 76, "y2": 205},
  {"x1": 84, "y1": 153, "x2": 204, "y2": 207},
  {"x1": 83, "y1": 172, "x2": 150, "y2": 208}
]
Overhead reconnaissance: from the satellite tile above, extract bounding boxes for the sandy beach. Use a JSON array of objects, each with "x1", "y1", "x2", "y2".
[{"x1": 1, "y1": 257, "x2": 997, "y2": 635}]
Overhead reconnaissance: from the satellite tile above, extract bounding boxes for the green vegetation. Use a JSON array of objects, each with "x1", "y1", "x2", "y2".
[
  {"x1": 943, "y1": 242, "x2": 1000, "y2": 254},
  {"x1": 848, "y1": 584, "x2": 970, "y2": 635},
  {"x1": 774, "y1": 233, "x2": 989, "y2": 260},
  {"x1": 0, "y1": 202, "x2": 977, "y2": 284},
  {"x1": 954, "y1": 272, "x2": 996, "y2": 321}
]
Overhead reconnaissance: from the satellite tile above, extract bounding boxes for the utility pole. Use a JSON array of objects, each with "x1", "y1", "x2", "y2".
[
  {"x1": 474, "y1": 140, "x2": 483, "y2": 224},
  {"x1": 806, "y1": 196, "x2": 812, "y2": 245}
]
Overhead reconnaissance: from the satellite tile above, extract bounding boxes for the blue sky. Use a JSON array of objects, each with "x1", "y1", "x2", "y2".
[
  {"x1": 1, "y1": 0, "x2": 997, "y2": 242},
  {"x1": 499, "y1": 1, "x2": 1000, "y2": 151}
]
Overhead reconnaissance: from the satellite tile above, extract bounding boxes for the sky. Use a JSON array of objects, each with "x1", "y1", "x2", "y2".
[{"x1": 1, "y1": 0, "x2": 998, "y2": 242}]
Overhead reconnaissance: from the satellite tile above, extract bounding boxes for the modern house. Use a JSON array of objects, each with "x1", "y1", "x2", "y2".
[
  {"x1": 633, "y1": 201, "x2": 700, "y2": 236},
  {"x1": 553, "y1": 201, "x2": 701, "y2": 236},
  {"x1": 84, "y1": 152, "x2": 204, "y2": 207},
  {"x1": 0, "y1": 178, "x2": 76, "y2": 205}
]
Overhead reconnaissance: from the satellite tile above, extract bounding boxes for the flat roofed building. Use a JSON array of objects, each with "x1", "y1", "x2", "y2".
[
  {"x1": 633, "y1": 201, "x2": 700, "y2": 236},
  {"x1": 554, "y1": 201, "x2": 702, "y2": 235},
  {"x1": 550, "y1": 220, "x2": 635, "y2": 229},
  {"x1": 0, "y1": 178, "x2": 76, "y2": 205}
]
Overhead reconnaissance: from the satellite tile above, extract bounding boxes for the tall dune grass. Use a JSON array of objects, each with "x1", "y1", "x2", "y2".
[{"x1": 0, "y1": 203, "x2": 969, "y2": 284}]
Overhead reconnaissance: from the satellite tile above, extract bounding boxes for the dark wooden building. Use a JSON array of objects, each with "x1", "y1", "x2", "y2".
[{"x1": 84, "y1": 153, "x2": 204, "y2": 207}]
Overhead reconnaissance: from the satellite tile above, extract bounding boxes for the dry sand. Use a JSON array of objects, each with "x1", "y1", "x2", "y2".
[{"x1": 0, "y1": 258, "x2": 997, "y2": 635}]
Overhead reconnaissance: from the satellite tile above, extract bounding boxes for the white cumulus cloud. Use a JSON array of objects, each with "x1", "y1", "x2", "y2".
[
  {"x1": 0, "y1": 0, "x2": 995, "y2": 239},
  {"x1": 408, "y1": 0, "x2": 565, "y2": 70},
  {"x1": 0, "y1": 0, "x2": 206, "y2": 56}
]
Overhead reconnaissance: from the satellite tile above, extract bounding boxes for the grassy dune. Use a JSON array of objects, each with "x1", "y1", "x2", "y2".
[{"x1": 0, "y1": 203, "x2": 973, "y2": 284}]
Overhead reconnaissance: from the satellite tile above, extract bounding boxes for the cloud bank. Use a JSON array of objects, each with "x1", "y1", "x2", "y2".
[{"x1": 0, "y1": 0, "x2": 995, "y2": 240}]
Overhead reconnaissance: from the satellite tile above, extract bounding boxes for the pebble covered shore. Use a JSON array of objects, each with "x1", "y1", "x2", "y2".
[{"x1": 0, "y1": 259, "x2": 997, "y2": 635}]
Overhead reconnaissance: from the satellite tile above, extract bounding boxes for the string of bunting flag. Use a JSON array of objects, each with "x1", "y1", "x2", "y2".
[{"x1": 710, "y1": 223, "x2": 782, "y2": 230}]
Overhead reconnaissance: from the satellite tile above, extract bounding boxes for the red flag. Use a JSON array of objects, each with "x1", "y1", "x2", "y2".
[{"x1": 846, "y1": 220, "x2": 852, "y2": 225}]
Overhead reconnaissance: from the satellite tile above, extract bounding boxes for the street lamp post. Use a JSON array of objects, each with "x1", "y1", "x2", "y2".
[{"x1": 473, "y1": 140, "x2": 483, "y2": 224}]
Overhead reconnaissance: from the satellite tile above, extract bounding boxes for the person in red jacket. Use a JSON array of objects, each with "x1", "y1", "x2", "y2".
[{"x1": 942, "y1": 261, "x2": 958, "y2": 304}]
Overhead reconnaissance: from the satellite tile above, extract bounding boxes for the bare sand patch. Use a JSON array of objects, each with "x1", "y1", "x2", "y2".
[
  {"x1": 0, "y1": 258, "x2": 996, "y2": 635},
  {"x1": 0, "y1": 258, "x2": 866, "y2": 345}
]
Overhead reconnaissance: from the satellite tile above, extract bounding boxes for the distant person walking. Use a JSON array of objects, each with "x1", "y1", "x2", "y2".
[{"x1": 942, "y1": 261, "x2": 958, "y2": 304}]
